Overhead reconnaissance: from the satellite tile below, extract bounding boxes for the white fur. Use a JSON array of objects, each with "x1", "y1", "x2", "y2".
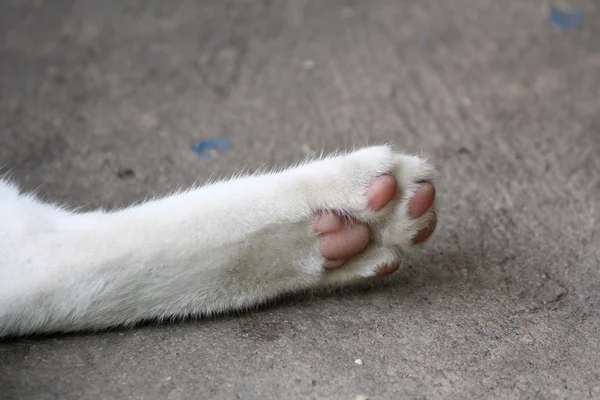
[{"x1": 0, "y1": 146, "x2": 436, "y2": 337}]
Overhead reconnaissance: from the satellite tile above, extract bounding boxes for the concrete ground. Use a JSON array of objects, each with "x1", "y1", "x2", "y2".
[{"x1": 1, "y1": 0, "x2": 599, "y2": 398}]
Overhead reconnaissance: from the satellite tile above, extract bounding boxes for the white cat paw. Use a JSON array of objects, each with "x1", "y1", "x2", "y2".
[{"x1": 297, "y1": 146, "x2": 437, "y2": 284}]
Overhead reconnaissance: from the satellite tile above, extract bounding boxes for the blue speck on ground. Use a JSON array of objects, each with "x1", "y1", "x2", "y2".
[
  {"x1": 192, "y1": 139, "x2": 231, "y2": 158},
  {"x1": 549, "y1": 4, "x2": 584, "y2": 29}
]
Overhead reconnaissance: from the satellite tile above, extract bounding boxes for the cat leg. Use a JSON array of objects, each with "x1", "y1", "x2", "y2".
[{"x1": 0, "y1": 146, "x2": 437, "y2": 336}]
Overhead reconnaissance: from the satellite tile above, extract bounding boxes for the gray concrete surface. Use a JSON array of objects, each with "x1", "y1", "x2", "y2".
[{"x1": 1, "y1": 0, "x2": 599, "y2": 398}]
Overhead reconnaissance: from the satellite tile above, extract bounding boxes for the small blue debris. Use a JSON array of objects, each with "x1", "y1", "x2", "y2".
[
  {"x1": 511, "y1": 325, "x2": 518, "y2": 330},
  {"x1": 191, "y1": 139, "x2": 231, "y2": 158},
  {"x1": 549, "y1": 4, "x2": 583, "y2": 29}
]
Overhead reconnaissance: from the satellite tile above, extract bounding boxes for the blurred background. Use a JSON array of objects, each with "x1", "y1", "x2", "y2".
[{"x1": 1, "y1": 1, "x2": 599, "y2": 399}]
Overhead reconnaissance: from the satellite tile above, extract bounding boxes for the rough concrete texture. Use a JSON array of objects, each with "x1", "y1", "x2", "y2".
[{"x1": 1, "y1": 0, "x2": 599, "y2": 399}]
